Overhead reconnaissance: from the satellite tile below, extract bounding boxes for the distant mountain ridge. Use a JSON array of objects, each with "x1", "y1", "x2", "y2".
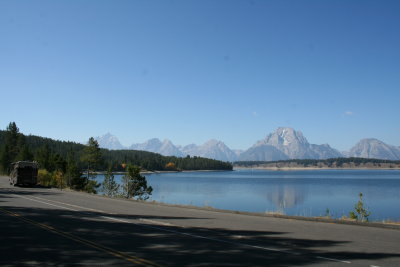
[
  {"x1": 240, "y1": 127, "x2": 342, "y2": 161},
  {"x1": 181, "y1": 139, "x2": 238, "y2": 162},
  {"x1": 130, "y1": 138, "x2": 184, "y2": 157},
  {"x1": 95, "y1": 128, "x2": 400, "y2": 161},
  {"x1": 95, "y1": 133, "x2": 125, "y2": 150},
  {"x1": 239, "y1": 144, "x2": 289, "y2": 161},
  {"x1": 347, "y1": 138, "x2": 400, "y2": 160}
]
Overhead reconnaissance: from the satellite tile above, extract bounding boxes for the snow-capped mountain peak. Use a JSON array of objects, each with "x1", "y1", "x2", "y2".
[
  {"x1": 95, "y1": 128, "x2": 399, "y2": 161},
  {"x1": 243, "y1": 127, "x2": 342, "y2": 160},
  {"x1": 130, "y1": 138, "x2": 183, "y2": 157},
  {"x1": 95, "y1": 133, "x2": 125, "y2": 150}
]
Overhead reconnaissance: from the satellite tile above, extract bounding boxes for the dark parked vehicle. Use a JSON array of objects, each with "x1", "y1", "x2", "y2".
[{"x1": 9, "y1": 161, "x2": 38, "y2": 186}]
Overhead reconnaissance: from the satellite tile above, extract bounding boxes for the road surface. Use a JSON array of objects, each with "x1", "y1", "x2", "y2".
[{"x1": 0, "y1": 176, "x2": 399, "y2": 266}]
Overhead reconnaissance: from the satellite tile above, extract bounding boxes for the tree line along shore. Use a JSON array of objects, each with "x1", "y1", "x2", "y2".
[
  {"x1": 0, "y1": 122, "x2": 232, "y2": 173},
  {"x1": 234, "y1": 158, "x2": 400, "y2": 170},
  {"x1": 0, "y1": 122, "x2": 232, "y2": 194}
]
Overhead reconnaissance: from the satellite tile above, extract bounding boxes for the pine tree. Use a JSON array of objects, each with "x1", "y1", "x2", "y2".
[
  {"x1": 121, "y1": 164, "x2": 152, "y2": 200},
  {"x1": 102, "y1": 166, "x2": 120, "y2": 197},
  {"x1": 81, "y1": 137, "x2": 102, "y2": 178},
  {"x1": 14, "y1": 135, "x2": 32, "y2": 161},
  {"x1": 80, "y1": 138, "x2": 102, "y2": 193},
  {"x1": 349, "y1": 192, "x2": 371, "y2": 222},
  {"x1": 0, "y1": 122, "x2": 22, "y2": 173},
  {"x1": 36, "y1": 144, "x2": 52, "y2": 171},
  {"x1": 66, "y1": 150, "x2": 79, "y2": 187},
  {"x1": 15, "y1": 145, "x2": 34, "y2": 162},
  {"x1": 52, "y1": 153, "x2": 67, "y2": 173},
  {"x1": 0, "y1": 144, "x2": 11, "y2": 173},
  {"x1": 354, "y1": 192, "x2": 371, "y2": 222},
  {"x1": 5, "y1": 122, "x2": 20, "y2": 161},
  {"x1": 65, "y1": 150, "x2": 88, "y2": 190}
]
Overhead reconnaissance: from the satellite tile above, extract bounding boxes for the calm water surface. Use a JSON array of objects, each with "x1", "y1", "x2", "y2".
[{"x1": 97, "y1": 169, "x2": 400, "y2": 221}]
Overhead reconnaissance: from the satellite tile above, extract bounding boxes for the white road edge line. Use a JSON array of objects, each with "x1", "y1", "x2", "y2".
[
  {"x1": 133, "y1": 220, "x2": 298, "y2": 255},
  {"x1": 12, "y1": 194, "x2": 78, "y2": 211},
  {"x1": 11, "y1": 192, "x2": 354, "y2": 263},
  {"x1": 10, "y1": 193, "x2": 303, "y2": 256},
  {"x1": 31, "y1": 196, "x2": 108, "y2": 213},
  {"x1": 315, "y1": 256, "x2": 351, "y2": 264},
  {"x1": 139, "y1": 218, "x2": 175, "y2": 226},
  {"x1": 101, "y1": 216, "x2": 130, "y2": 223},
  {"x1": 110, "y1": 216, "x2": 298, "y2": 255}
]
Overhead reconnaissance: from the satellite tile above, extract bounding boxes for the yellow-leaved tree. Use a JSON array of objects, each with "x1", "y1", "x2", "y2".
[{"x1": 165, "y1": 162, "x2": 177, "y2": 170}]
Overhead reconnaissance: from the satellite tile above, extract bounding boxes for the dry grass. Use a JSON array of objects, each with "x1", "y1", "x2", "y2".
[
  {"x1": 265, "y1": 210, "x2": 285, "y2": 216},
  {"x1": 381, "y1": 220, "x2": 400, "y2": 225}
]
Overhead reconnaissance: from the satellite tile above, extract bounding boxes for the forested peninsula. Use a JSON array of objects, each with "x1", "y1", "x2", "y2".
[{"x1": 234, "y1": 158, "x2": 400, "y2": 170}]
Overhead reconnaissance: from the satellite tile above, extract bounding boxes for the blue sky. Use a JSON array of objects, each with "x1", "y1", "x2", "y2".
[{"x1": 1, "y1": 0, "x2": 399, "y2": 151}]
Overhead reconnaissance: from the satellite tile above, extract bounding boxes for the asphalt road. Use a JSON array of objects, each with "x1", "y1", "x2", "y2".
[{"x1": 1, "y1": 176, "x2": 399, "y2": 266}]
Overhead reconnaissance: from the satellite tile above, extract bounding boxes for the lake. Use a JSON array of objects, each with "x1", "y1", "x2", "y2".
[{"x1": 96, "y1": 169, "x2": 400, "y2": 222}]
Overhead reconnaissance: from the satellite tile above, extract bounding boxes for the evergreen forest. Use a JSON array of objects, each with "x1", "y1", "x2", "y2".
[
  {"x1": 0, "y1": 122, "x2": 232, "y2": 193},
  {"x1": 0, "y1": 123, "x2": 232, "y2": 173}
]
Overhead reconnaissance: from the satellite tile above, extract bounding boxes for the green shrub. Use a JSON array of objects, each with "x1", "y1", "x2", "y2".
[{"x1": 37, "y1": 169, "x2": 55, "y2": 187}]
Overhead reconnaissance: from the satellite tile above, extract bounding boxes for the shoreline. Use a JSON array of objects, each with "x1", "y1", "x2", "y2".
[
  {"x1": 146, "y1": 200, "x2": 400, "y2": 230},
  {"x1": 95, "y1": 169, "x2": 232, "y2": 175},
  {"x1": 98, "y1": 167, "x2": 400, "y2": 174},
  {"x1": 2, "y1": 175, "x2": 399, "y2": 230},
  {"x1": 234, "y1": 166, "x2": 400, "y2": 171},
  {"x1": 58, "y1": 185, "x2": 400, "y2": 230}
]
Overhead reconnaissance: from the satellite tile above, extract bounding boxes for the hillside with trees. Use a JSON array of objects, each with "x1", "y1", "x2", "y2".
[
  {"x1": 0, "y1": 122, "x2": 232, "y2": 193},
  {"x1": 0, "y1": 123, "x2": 232, "y2": 172}
]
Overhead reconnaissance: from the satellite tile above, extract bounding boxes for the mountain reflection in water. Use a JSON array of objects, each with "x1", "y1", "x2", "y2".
[
  {"x1": 97, "y1": 169, "x2": 400, "y2": 221},
  {"x1": 266, "y1": 185, "x2": 306, "y2": 212}
]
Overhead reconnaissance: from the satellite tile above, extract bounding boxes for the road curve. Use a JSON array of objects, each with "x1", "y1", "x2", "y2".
[{"x1": 0, "y1": 176, "x2": 399, "y2": 266}]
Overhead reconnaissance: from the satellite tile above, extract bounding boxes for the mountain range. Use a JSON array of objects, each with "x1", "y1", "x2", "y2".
[{"x1": 95, "y1": 127, "x2": 400, "y2": 161}]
